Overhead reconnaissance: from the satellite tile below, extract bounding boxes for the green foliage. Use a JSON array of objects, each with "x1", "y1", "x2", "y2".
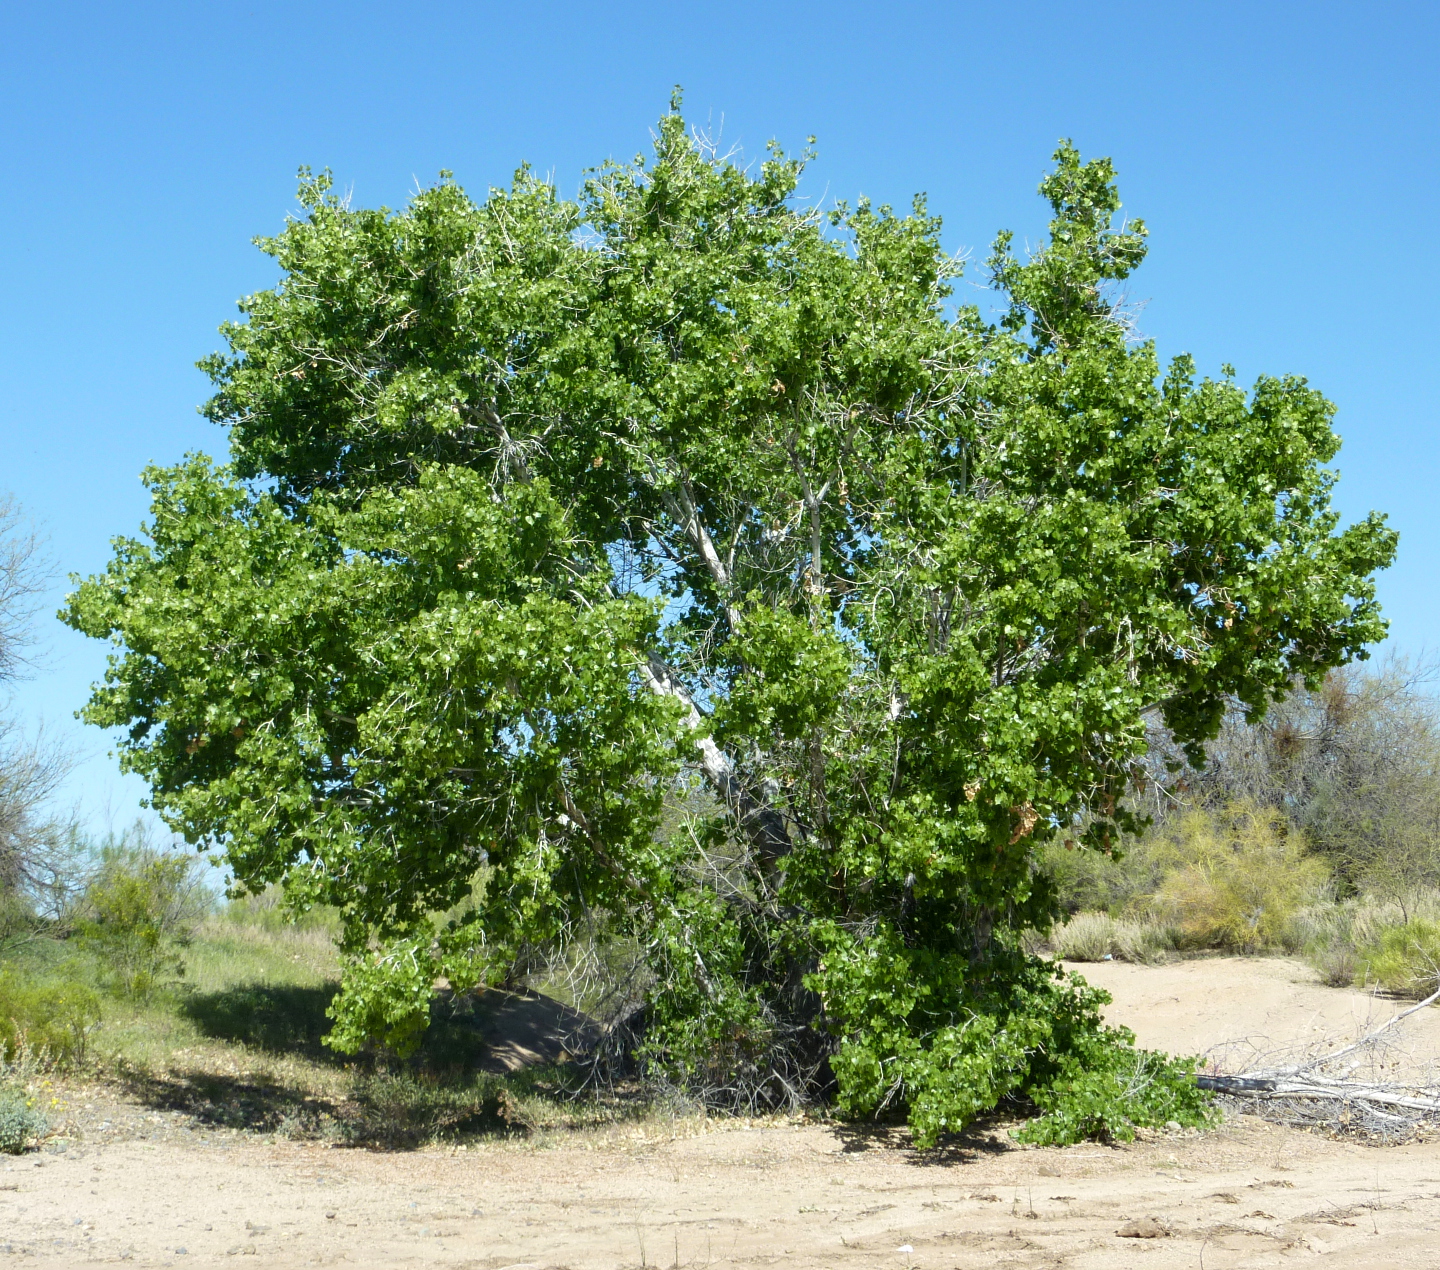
[
  {"x1": 1015, "y1": 1043, "x2": 1215, "y2": 1145},
  {"x1": 65, "y1": 105, "x2": 1394, "y2": 1143},
  {"x1": 0, "y1": 1085, "x2": 45, "y2": 1153},
  {"x1": 1357, "y1": 919, "x2": 1440, "y2": 998},
  {"x1": 76, "y1": 837, "x2": 210, "y2": 999},
  {"x1": 817, "y1": 939, "x2": 1207, "y2": 1146}
]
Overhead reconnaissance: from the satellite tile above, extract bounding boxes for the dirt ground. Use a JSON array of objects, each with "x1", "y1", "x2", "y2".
[{"x1": 8, "y1": 957, "x2": 1440, "y2": 1269}]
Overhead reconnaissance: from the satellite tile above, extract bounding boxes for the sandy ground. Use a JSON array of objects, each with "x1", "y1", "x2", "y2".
[
  {"x1": 1074, "y1": 955, "x2": 1440, "y2": 1083},
  {"x1": 7, "y1": 957, "x2": 1440, "y2": 1269}
]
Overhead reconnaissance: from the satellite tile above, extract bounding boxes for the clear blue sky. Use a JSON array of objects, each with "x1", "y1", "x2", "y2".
[{"x1": 2, "y1": 0, "x2": 1436, "y2": 829}]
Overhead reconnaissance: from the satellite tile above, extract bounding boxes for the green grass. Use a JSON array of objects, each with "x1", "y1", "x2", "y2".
[{"x1": 2, "y1": 901, "x2": 666, "y2": 1149}]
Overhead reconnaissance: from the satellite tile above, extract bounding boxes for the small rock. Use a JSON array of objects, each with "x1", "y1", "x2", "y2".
[
  {"x1": 1165, "y1": 1120, "x2": 1182, "y2": 1133},
  {"x1": 1117, "y1": 1217, "x2": 1170, "y2": 1239}
]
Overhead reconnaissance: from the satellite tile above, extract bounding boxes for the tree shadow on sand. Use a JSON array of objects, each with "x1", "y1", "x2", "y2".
[
  {"x1": 112, "y1": 1063, "x2": 519, "y2": 1147},
  {"x1": 830, "y1": 1112, "x2": 1021, "y2": 1164},
  {"x1": 113, "y1": 982, "x2": 607, "y2": 1146}
]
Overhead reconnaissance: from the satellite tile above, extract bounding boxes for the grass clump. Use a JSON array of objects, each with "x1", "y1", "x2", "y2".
[{"x1": 1049, "y1": 911, "x2": 1176, "y2": 965}]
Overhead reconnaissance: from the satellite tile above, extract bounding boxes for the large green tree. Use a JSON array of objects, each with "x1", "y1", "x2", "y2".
[{"x1": 67, "y1": 103, "x2": 1395, "y2": 1144}]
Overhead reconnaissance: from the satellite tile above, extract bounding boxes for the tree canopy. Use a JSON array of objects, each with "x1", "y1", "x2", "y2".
[{"x1": 66, "y1": 101, "x2": 1395, "y2": 1145}]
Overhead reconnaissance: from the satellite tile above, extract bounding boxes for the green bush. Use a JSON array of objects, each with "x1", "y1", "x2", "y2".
[
  {"x1": 1039, "y1": 836, "x2": 1171, "y2": 917},
  {"x1": 1148, "y1": 804, "x2": 1330, "y2": 952},
  {"x1": 0, "y1": 966, "x2": 100, "y2": 1064},
  {"x1": 1016, "y1": 1041, "x2": 1216, "y2": 1146},
  {"x1": 76, "y1": 840, "x2": 210, "y2": 998},
  {"x1": 0, "y1": 1086, "x2": 46, "y2": 1153},
  {"x1": 1357, "y1": 919, "x2": 1440, "y2": 998}
]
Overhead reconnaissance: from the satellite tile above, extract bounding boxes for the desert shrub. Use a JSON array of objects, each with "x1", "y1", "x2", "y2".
[
  {"x1": 1294, "y1": 903, "x2": 1363, "y2": 987},
  {"x1": 1146, "y1": 803, "x2": 1329, "y2": 952},
  {"x1": 0, "y1": 966, "x2": 100, "y2": 1064},
  {"x1": 1114, "y1": 920, "x2": 1176, "y2": 965},
  {"x1": 1294, "y1": 892, "x2": 1440, "y2": 989},
  {"x1": 76, "y1": 835, "x2": 211, "y2": 998},
  {"x1": 0, "y1": 1084, "x2": 45, "y2": 1153},
  {"x1": 1356, "y1": 919, "x2": 1440, "y2": 998}
]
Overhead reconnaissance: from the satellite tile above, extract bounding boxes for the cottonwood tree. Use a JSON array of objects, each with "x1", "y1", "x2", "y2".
[{"x1": 67, "y1": 103, "x2": 1395, "y2": 1144}]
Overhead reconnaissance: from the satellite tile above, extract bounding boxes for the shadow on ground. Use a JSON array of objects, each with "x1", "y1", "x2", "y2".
[
  {"x1": 180, "y1": 982, "x2": 601, "y2": 1075},
  {"x1": 117, "y1": 982, "x2": 608, "y2": 1147},
  {"x1": 830, "y1": 1113, "x2": 1020, "y2": 1164},
  {"x1": 181, "y1": 982, "x2": 340, "y2": 1063},
  {"x1": 111, "y1": 1063, "x2": 521, "y2": 1147}
]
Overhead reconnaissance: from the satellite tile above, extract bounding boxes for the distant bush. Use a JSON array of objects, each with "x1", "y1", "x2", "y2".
[
  {"x1": 1037, "y1": 836, "x2": 1170, "y2": 917},
  {"x1": 221, "y1": 884, "x2": 340, "y2": 935},
  {"x1": 1356, "y1": 919, "x2": 1440, "y2": 998},
  {"x1": 1146, "y1": 803, "x2": 1329, "y2": 953},
  {"x1": 0, "y1": 967, "x2": 99, "y2": 1064},
  {"x1": 76, "y1": 834, "x2": 211, "y2": 998},
  {"x1": 1292, "y1": 891, "x2": 1440, "y2": 990},
  {"x1": 1051, "y1": 911, "x2": 1118, "y2": 961},
  {"x1": 1294, "y1": 903, "x2": 1363, "y2": 987}
]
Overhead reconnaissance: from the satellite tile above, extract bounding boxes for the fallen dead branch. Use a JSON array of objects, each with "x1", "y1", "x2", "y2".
[{"x1": 1198, "y1": 985, "x2": 1440, "y2": 1139}]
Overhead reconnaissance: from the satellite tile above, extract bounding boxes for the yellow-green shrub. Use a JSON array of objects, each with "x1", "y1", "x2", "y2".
[{"x1": 1147, "y1": 803, "x2": 1329, "y2": 952}]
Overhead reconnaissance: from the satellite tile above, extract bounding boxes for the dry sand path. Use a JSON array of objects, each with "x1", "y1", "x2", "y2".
[
  {"x1": 7, "y1": 955, "x2": 1440, "y2": 1268},
  {"x1": 1074, "y1": 954, "x2": 1440, "y2": 1083}
]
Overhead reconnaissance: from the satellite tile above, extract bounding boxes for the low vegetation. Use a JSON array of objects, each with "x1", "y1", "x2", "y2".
[
  {"x1": 1038, "y1": 663, "x2": 1440, "y2": 1005},
  {"x1": 0, "y1": 868, "x2": 662, "y2": 1150}
]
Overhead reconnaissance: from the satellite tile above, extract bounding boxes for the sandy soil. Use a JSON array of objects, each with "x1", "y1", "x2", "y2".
[
  {"x1": 1074, "y1": 955, "x2": 1440, "y2": 1083},
  {"x1": 7, "y1": 956, "x2": 1440, "y2": 1269}
]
